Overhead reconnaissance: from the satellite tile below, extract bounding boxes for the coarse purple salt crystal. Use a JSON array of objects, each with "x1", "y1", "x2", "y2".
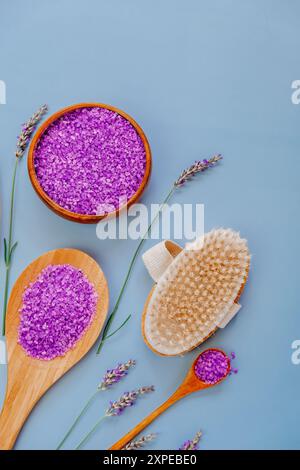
[
  {"x1": 34, "y1": 107, "x2": 147, "y2": 215},
  {"x1": 194, "y1": 349, "x2": 230, "y2": 384},
  {"x1": 18, "y1": 264, "x2": 98, "y2": 360}
]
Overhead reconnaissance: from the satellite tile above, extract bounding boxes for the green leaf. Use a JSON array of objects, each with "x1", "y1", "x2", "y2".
[
  {"x1": 8, "y1": 241, "x2": 18, "y2": 264},
  {"x1": 104, "y1": 314, "x2": 132, "y2": 341},
  {"x1": 3, "y1": 238, "x2": 8, "y2": 265}
]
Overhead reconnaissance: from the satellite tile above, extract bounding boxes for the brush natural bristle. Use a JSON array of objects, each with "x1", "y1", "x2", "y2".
[{"x1": 144, "y1": 228, "x2": 250, "y2": 356}]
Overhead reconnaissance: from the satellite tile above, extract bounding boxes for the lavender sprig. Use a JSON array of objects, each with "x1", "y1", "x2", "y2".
[
  {"x1": 179, "y1": 431, "x2": 202, "y2": 450},
  {"x1": 98, "y1": 359, "x2": 136, "y2": 390},
  {"x1": 76, "y1": 386, "x2": 155, "y2": 450},
  {"x1": 106, "y1": 386, "x2": 155, "y2": 417},
  {"x1": 2, "y1": 105, "x2": 48, "y2": 335},
  {"x1": 96, "y1": 155, "x2": 222, "y2": 354},
  {"x1": 174, "y1": 154, "x2": 222, "y2": 187},
  {"x1": 123, "y1": 433, "x2": 157, "y2": 450},
  {"x1": 15, "y1": 104, "x2": 48, "y2": 158},
  {"x1": 57, "y1": 359, "x2": 135, "y2": 450}
]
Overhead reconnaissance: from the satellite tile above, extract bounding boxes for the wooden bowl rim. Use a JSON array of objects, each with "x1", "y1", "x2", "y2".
[{"x1": 28, "y1": 102, "x2": 152, "y2": 223}]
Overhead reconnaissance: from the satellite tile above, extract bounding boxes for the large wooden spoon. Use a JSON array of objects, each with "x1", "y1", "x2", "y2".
[{"x1": 0, "y1": 248, "x2": 109, "y2": 450}]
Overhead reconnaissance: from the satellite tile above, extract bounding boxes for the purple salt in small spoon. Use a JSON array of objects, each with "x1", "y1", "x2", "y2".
[{"x1": 109, "y1": 348, "x2": 230, "y2": 450}]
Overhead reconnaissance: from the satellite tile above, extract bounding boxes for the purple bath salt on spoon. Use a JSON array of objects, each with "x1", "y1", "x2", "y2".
[
  {"x1": 0, "y1": 248, "x2": 109, "y2": 451},
  {"x1": 18, "y1": 264, "x2": 98, "y2": 360},
  {"x1": 33, "y1": 107, "x2": 147, "y2": 215},
  {"x1": 194, "y1": 349, "x2": 230, "y2": 384}
]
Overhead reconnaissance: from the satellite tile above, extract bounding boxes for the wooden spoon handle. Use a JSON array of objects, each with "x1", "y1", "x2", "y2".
[
  {"x1": 109, "y1": 386, "x2": 191, "y2": 450},
  {"x1": 0, "y1": 366, "x2": 45, "y2": 449},
  {"x1": 0, "y1": 384, "x2": 37, "y2": 450}
]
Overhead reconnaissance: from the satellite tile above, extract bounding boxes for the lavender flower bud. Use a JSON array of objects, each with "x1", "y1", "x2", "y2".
[
  {"x1": 106, "y1": 386, "x2": 155, "y2": 417},
  {"x1": 174, "y1": 154, "x2": 222, "y2": 187},
  {"x1": 123, "y1": 433, "x2": 157, "y2": 450},
  {"x1": 15, "y1": 104, "x2": 48, "y2": 158},
  {"x1": 98, "y1": 359, "x2": 136, "y2": 391},
  {"x1": 179, "y1": 431, "x2": 202, "y2": 450}
]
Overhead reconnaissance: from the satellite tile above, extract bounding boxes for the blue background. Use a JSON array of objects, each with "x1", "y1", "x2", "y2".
[{"x1": 0, "y1": 0, "x2": 299, "y2": 450}]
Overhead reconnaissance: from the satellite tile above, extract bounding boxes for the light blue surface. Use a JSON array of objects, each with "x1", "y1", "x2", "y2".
[{"x1": 0, "y1": 0, "x2": 299, "y2": 450}]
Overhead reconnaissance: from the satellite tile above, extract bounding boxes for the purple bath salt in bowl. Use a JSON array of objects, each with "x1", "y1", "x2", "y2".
[
  {"x1": 18, "y1": 264, "x2": 98, "y2": 360},
  {"x1": 194, "y1": 349, "x2": 230, "y2": 384},
  {"x1": 33, "y1": 106, "x2": 147, "y2": 215}
]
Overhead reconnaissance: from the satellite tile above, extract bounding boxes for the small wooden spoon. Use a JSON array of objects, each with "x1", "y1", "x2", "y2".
[
  {"x1": 0, "y1": 248, "x2": 109, "y2": 450},
  {"x1": 109, "y1": 348, "x2": 230, "y2": 450}
]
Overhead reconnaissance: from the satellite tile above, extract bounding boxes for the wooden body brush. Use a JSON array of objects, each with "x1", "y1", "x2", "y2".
[
  {"x1": 142, "y1": 229, "x2": 250, "y2": 356},
  {"x1": 0, "y1": 248, "x2": 109, "y2": 450}
]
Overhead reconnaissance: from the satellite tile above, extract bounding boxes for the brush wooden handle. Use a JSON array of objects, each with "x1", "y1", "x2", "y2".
[{"x1": 109, "y1": 386, "x2": 192, "y2": 450}]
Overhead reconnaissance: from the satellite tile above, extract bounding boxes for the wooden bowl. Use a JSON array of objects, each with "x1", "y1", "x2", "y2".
[{"x1": 28, "y1": 103, "x2": 152, "y2": 224}]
